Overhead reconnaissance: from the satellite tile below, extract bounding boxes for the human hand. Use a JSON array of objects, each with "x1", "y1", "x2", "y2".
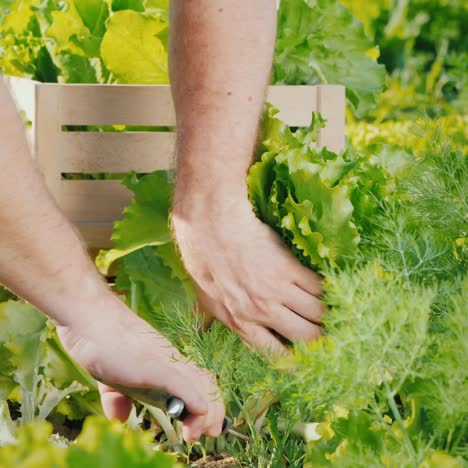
[
  {"x1": 55, "y1": 290, "x2": 225, "y2": 442},
  {"x1": 172, "y1": 191, "x2": 325, "y2": 354}
]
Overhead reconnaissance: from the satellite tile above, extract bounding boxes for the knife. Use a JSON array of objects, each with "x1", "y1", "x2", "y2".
[{"x1": 110, "y1": 384, "x2": 230, "y2": 433}]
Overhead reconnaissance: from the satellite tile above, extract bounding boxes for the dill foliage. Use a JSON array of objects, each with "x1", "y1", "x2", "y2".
[{"x1": 95, "y1": 110, "x2": 467, "y2": 465}]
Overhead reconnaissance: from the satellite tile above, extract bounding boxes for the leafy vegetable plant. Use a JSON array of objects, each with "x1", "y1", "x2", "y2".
[
  {"x1": 90, "y1": 106, "x2": 467, "y2": 465},
  {"x1": 0, "y1": 0, "x2": 466, "y2": 466}
]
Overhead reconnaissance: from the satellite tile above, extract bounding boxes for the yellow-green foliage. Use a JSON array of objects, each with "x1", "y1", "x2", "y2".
[{"x1": 348, "y1": 114, "x2": 468, "y2": 155}]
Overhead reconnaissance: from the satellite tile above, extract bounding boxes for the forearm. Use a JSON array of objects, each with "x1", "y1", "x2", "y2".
[
  {"x1": 0, "y1": 82, "x2": 106, "y2": 324},
  {"x1": 169, "y1": 0, "x2": 277, "y2": 209}
]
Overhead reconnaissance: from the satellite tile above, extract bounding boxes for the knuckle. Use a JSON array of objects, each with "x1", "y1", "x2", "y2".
[
  {"x1": 305, "y1": 325, "x2": 322, "y2": 341},
  {"x1": 224, "y1": 309, "x2": 245, "y2": 331},
  {"x1": 246, "y1": 289, "x2": 274, "y2": 314}
]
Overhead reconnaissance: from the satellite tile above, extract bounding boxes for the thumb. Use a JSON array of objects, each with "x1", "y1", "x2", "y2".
[
  {"x1": 160, "y1": 366, "x2": 209, "y2": 417},
  {"x1": 98, "y1": 384, "x2": 133, "y2": 422}
]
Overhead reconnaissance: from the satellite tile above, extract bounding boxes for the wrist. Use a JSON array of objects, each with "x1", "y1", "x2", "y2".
[
  {"x1": 173, "y1": 172, "x2": 249, "y2": 218},
  {"x1": 41, "y1": 265, "x2": 111, "y2": 328}
]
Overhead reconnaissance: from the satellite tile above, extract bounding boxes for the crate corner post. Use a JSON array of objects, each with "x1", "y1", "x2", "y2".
[{"x1": 316, "y1": 84, "x2": 346, "y2": 153}]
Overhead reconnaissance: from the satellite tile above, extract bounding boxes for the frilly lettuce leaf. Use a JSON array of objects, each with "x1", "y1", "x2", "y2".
[
  {"x1": 249, "y1": 106, "x2": 361, "y2": 271},
  {"x1": 248, "y1": 105, "x2": 415, "y2": 271}
]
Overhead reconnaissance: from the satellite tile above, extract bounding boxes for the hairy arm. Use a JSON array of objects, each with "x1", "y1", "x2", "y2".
[
  {"x1": 0, "y1": 82, "x2": 101, "y2": 321},
  {"x1": 170, "y1": 1, "x2": 324, "y2": 352},
  {"x1": 170, "y1": 0, "x2": 275, "y2": 196},
  {"x1": 0, "y1": 81, "x2": 224, "y2": 441}
]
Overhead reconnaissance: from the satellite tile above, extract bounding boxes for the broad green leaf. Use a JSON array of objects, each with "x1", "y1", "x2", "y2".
[
  {"x1": 54, "y1": 52, "x2": 98, "y2": 83},
  {"x1": 111, "y1": 0, "x2": 145, "y2": 11},
  {"x1": 116, "y1": 246, "x2": 196, "y2": 330},
  {"x1": 1, "y1": 0, "x2": 35, "y2": 34},
  {"x1": 259, "y1": 105, "x2": 297, "y2": 153},
  {"x1": 68, "y1": 416, "x2": 181, "y2": 467},
  {"x1": 96, "y1": 172, "x2": 173, "y2": 274},
  {"x1": 0, "y1": 301, "x2": 47, "y2": 423},
  {"x1": 0, "y1": 301, "x2": 99, "y2": 423},
  {"x1": 0, "y1": 401, "x2": 16, "y2": 447},
  {"x1": 0, "y1": 1, "x2": 60, "y2": 81},
  {"x1": 0, "y1": 421, "x2": 66, "y2": 466},
  {"x1": 0, "y1": 286, "x2": 14, "y2": 302},
  {"x1": 44, "y1": 330, "x2": 96, "y2": 391},
  {"x1": 155, "y1": 243, "x2": 194, "y2": 288},
  {"x1": 100, "y1": 10, "x2": 168, "y2": 84},
  {"x1": 32, "y1": 45, "x2": 59, "y2": 82},
  {"x1": 0, "y1": 416, "x2": 180, "y2": 467},
  {"x1": 144, "y1": 0, "x2": 169, "y2": 10},
  {"x1": 73, "y1": 0, "x2": 109, "y2": 37},
  {"x1": 274, "y1": 0, "x2": 386, "y2": 116},
  {"x1": 46, "y1": 1, "x2": 90, "y2": 55},
  {"x1": 247, "y1": 150, "x2": 277, "y2": 221}
]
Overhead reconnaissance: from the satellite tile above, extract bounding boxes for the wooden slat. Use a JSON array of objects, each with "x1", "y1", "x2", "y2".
[
  {"x1": 39, "y1": 83, "x2": 177, "y2": 126},
  {"x1": 266, "y1": 85, "x2": 318, "y2": 126},
  {"x1": 53, "y1": 180, "x2": 132, "y2": 221},
  {"x1": 78, "y1": 224, "x2": 115, "y2": 249},
  {"x1": 37, "y1": 83, "x2": 323, "y2": 127},
  {"x1": 59, "y1": 132, "x2": 175, "y2": 172}
]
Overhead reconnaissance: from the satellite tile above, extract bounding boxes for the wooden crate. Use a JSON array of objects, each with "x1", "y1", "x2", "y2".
[{"x1": 5, "y1": 78, "x2": 345, "y2": 248}]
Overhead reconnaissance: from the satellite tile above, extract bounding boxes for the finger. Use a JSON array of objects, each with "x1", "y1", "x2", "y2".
[
  {"x1": 238, "y1": 324, "x2": 287, "y2": 355},
  {"x1": 293, "y1": 264, "x2": 323, "y2": 297},
  {"x1": 183, "y1": 394, "x2": 224, "y2": 442},
  {"x1": 205, "y1": 392, "x2": 226, "y2": 438},
  {"x1": 284, "y1": 285, "x2": 326, "y2": 324},
  {"x1": 196, "y1": 295, "x2": 285, "y2": 356},
  {"x1": 98, "y1": 383, "x2": 132, "y2": 422},
  {"x1": 156, "y1": 366, "x2": 209, "y2": 417},
  {"x1": 266, "y1": 306, "x2": 323, "y2": 342},
  {"x1": 182, "y1": 414, "x2": 207, "y2": 443}
]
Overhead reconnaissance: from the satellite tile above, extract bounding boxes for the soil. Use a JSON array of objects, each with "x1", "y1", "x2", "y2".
[{"x1": 192, "y1": 452, "x2": 238, "y2": 467}]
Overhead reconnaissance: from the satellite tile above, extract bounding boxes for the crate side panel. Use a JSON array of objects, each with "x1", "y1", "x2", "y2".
[{"x1": 266, "y1": 86, "x2": 317, "y2": 126}]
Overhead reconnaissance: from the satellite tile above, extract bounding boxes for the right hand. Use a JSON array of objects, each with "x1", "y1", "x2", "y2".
[
  {"x1": 172, "y1": 191, "x2": 325, "y2": 355},
  {"x1": 55, "y1": 289, "x2": 225, "y2": 442}
]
